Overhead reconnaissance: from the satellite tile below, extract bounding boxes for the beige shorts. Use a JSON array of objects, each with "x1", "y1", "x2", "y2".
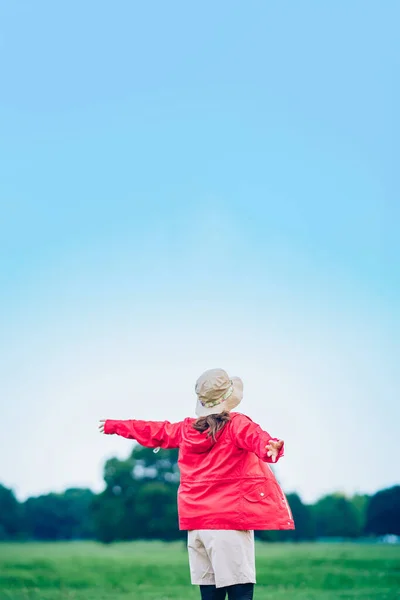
[{"x1": 187, "y1": 530, "x2": 256, "y2": 589}]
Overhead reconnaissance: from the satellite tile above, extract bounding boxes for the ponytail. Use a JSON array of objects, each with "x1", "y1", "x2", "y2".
[{"x1": 192, "y1": 411, "x2": 230, "y2": 442}]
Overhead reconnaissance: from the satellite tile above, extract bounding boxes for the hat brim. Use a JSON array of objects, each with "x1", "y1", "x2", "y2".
[{"x1": 195, "y1": 376, "x2": 243, "y2": 417}]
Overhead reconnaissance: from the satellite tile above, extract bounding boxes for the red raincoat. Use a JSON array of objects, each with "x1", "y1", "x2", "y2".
[{"x1": 104, "y1": 412, "x2": 295, "y2": 531}]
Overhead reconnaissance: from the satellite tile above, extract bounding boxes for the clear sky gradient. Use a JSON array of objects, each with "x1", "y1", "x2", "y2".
[{"x1": 0, "y1": 1, "x2": 399, "y2": 504}]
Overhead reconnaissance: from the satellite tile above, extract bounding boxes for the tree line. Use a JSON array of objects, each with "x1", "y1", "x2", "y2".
[{"x1": 1, "y1": 445, "x2": 399, "y2": 543}]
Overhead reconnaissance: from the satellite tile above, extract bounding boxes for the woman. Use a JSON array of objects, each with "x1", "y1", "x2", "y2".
[{"x1": 99, "y1": 368, "x2": 294, "y2": 599}]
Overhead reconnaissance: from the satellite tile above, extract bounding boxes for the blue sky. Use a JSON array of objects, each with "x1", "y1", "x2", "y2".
[{"x1": 0, "y1": 1, "x2": 399, "y2": 503}]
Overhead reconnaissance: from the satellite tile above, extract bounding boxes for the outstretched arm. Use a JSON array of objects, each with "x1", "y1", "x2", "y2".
[
  {"x1": 99, "y1": 419, "x2": 182, "y2": 449},
  {"x1": 231, "y1": 415, "x2": 285, "y2": 463}
]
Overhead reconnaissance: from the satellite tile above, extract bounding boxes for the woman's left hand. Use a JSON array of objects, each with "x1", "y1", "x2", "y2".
[
  {"x1": 266, "y1": 439, "x2": 284, "y2": 462},
  {"x1": 98, "y1": 420, "x2": 106, "y2": 434}
]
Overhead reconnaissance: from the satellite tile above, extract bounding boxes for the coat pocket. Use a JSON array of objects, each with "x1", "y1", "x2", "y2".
[{"x1": 243, "y1": 483, "x2": 270, "y2": 503}]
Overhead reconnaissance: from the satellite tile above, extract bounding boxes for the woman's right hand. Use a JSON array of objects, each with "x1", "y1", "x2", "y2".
[{"x1": 98, "y1": 420, "x2": 106, "y2": 434}]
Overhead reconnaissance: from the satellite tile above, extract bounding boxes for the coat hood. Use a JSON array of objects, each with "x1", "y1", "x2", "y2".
[{"x1": 180, "y1": 418, "x2": 221, "y2": 454}]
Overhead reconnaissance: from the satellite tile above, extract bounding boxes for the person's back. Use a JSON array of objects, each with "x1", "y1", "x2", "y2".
[
  {"x1": 177, "y1": 413, "x2": 293, "y2": 531},
  {"x1": 100, "y1": 368, "x2": 294, "y2": 600}
]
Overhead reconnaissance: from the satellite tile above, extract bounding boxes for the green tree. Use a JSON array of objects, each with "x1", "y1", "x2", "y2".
[
  {"x1": 91, "y1": 447, "x2": 181, "y2": 543},
  {"x1": 350, "y1": 494, "x2": 369, "y2": 533},
  {"x1": 285, "y1": 493, "x2": 315, "y2": 541},
  {"x1": 365, "y1": 486, "x2": 400, "y2": 536},
  {"x1": 135, "y1": 482, "x2": 181, "y2": 540},
  {"x1": 91, "y1": 456, "x2": 138, "y2": 543},
  {"x1": 0, "y1": 484, "x2": 23, "y2": 539},
  {"x1": 131, "y1": 446, "x2": 180, "y2": 483},
  {"x1": 312, "y1": 493, "x2": 361, "y2": 538},
  {"x1": 62, "y1": 488, "x2": 95, "y2": 538},
  {"x1": 24, "y1": 488, "x2": 94, "y2": 540},
  {"x1": 103, "y1": 456, "x2": 137, "y2": 492},
  {"x1": 91, "y1": 490, "x2": 128, "y2": 543}
]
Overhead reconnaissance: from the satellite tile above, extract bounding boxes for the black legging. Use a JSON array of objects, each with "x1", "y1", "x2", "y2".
[
  {"x1": 200, "y1": 585, "x2": 227, "y2": 600},
  {"x1": 200, "y1": 583, "x2": 254, "y2": 600}
]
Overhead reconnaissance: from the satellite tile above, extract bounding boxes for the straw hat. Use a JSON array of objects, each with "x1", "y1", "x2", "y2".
[{"x1": 195, "y1": 368, "x2": 243, "y2": 417}]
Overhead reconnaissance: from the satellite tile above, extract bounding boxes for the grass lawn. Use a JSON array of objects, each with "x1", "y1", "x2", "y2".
[{"x1": 0, "y1": 541, "x2": 399, "y2": 599}]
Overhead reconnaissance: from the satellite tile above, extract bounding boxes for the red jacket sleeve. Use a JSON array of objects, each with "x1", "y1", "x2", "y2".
[
  {"x1": 230, "y1": 414, "x2": 284, "y2": 463},
  {"x1": 104, "y1": 419, "x2": 182, "y2": 449}
]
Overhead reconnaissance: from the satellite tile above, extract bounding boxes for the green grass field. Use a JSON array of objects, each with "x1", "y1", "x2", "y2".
[{"x1": 0, "y1": 541, "x2": 399, "y2": 600}]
